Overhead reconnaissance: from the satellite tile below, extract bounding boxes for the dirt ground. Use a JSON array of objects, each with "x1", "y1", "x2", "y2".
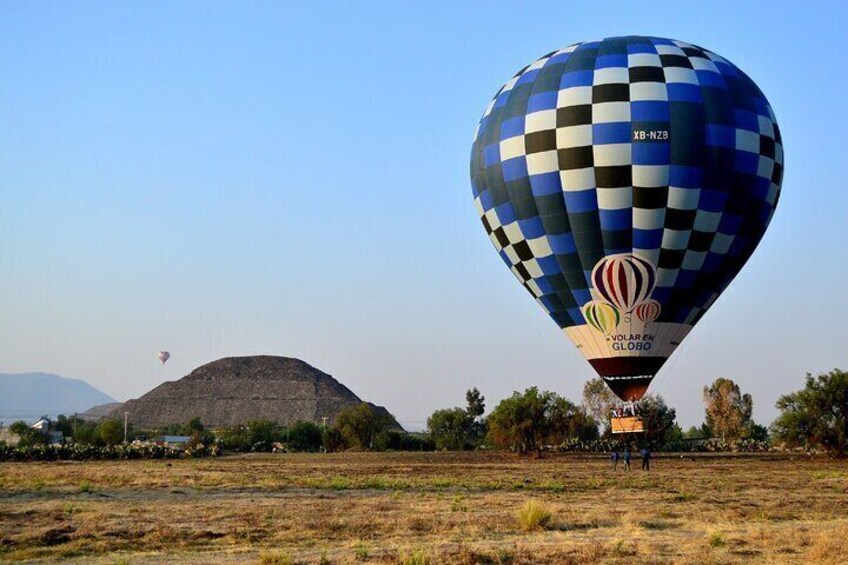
[{"x1": 1, "y1": 451, "x2": 847, "y2": 564}]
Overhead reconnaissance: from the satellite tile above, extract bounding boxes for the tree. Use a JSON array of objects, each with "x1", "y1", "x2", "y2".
[
  {"x1": 667, "y1": 423, "x2": 684, "y2": 444},
  {"x1": 466, "y1": 388, "x2": 485, "y2": 419},
  {"x1": 218, "y1": 420, "x2": 284, "y2": 451},
  {"x1": 772, "y1": 369, "x2": 848, "y2": 457},
  {"x1": 185, "y1": 417, "x2": 213, "y2": 447},
  {"x1": 72, "y1": 419, "x2": 102, "y2": 445},
  {"x1": 322, "y1": 427, "x2": 347, "y2": 452},
  {"x1": 637, "y1": 395, "x2": 678, "y2": 449},
  {"x1": 465, "y1": 387, "x2": 487, "y2": 444},
  {"x1": 186, "y1": 417, "x2": 205, "y2": 434},
  {"x1": 427, "y1": 408, "x2": 471, "y2": 450},
  {"x1": 683, "y1": 423, "x2": 711, "y2": 439},
  {"x1": 703, "y1": 378, "x2": 753, "y2": 441},
  {"x1": 245, "y1": 420, "x2": 284, "y2": 451},
  {"x1": 487, "y1": 388, "x2": 550, "y2": 456},
  {"x1": 97, "y1": 420, "x2": 124, "y2": 446},
  {"x1": 373, "y1": 430, "x2": 434, "y2": 451},
  {"x1": 218, "y1": 425, "x2": 250, "y2": 451},
  {"x1": 748, "y1": 423, "x2": 770, "y2": 442},
  {"x1": 426, "y1": 388, "x2": 488, "y2": 450},
  {"x1": 487, "y1": 387, "x2": 598, "y2": 457},
  {"x1": 334, "y1": 403, "x2": 394, "y2": 450},
  {"x1": 582, "y1": 378, "x2": 617, "y2": 431},
  {"x1": 286, "y1": 421, "x2": 323, "y2": 452},
  {"x1": 549, "y1": 396, "x2": 599, "y2": 443},
  {"x1": 52, "y1": 414, "x2": 78, "y2": 437}
]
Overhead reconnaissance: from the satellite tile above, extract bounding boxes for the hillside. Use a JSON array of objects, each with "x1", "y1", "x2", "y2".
[
  {"x1": 0, "y1": 373, "x2": 116, "y2": 419},
  {"x1": 79, "y1": 402, "x2": 124, "y2": 422},
  {"x1": 115, "y1": 356, "x2": 400, "y2": 429}
]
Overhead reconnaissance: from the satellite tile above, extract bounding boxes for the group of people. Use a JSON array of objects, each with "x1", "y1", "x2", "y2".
[
  {"x1": 610, "y1": 447, "x2": 651, "y2": 471},
  {"x1": 610, "y1": 404, "x2": 641, "y2": 418}
]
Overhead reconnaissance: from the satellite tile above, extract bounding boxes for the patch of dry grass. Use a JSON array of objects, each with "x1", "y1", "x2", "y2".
[
  {"x1": 806, "y1": 526, "x2": 848, "y2": 564},
  {"x1": 258, "y1": 550, "x2": 294, "y2": 565},
  {"x1": 0, "y1": 452, "x2": 846, "y2": 563},
  {"x1": 516, "y1": 500, "x2": 551, "y2": 531}
]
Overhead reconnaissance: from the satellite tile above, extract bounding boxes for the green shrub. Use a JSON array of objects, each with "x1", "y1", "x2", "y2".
[
  {"x1": 708, "y1": 531, "x2": 725, "y2": 547},
  {"x1": 373, "y1": 430, "x2": 434, "y2": 452},
  {"x1": 353, "y1": 542, "x2": 369, "y2": 561}
]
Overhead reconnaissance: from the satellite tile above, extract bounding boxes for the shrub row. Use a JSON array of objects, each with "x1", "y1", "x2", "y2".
[
  {"x1": 0, "y1": 442, "x2": 220, "y2": 462},
  {"x1": 551, "y1": 437, "x2": 772, "y2": 453},
  {"x1": 661, "y1": 438, "x2": 772, "y2": 453}
]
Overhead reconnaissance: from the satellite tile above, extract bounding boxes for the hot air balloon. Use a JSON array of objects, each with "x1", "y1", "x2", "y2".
[
  {"x1": 470, "y1": 36, "x2": 782, "y2": 406},
  {"x1": 157, "y1": 350, "x2": 170, "y2": 365}
]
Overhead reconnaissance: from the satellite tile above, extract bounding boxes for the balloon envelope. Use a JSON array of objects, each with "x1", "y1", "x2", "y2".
[
  {"x1": 470, "y1": 36, "x2": 782, "y2": 401},
  {"x1": 157, "y1": 350, "x2": 170, "y2": 365}
]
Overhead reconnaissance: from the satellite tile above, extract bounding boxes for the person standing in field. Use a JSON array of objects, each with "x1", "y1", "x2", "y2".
[
  {"x1": 641, "y1": 447, "x2": 651, "y2": 471},
  {"x1": 611, "y1": 449, "x2": 620, "y2": 470},
  {"x1": 623, "y1": 447, "x2": 631, "y2": 471}
]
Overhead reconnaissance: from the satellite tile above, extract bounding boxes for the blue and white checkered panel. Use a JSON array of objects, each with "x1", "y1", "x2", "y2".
[
  {"x1": 475, "y1": 195, "x2": 553, "y2": 299},
  {"x1": 629, "y1": 39, "x2": 670, "y2": 271},
  {"x1": 470, "y1": 36, "x2": 782, "y2": 330}
]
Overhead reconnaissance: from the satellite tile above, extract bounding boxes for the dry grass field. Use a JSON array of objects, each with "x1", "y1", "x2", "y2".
[{"x1": 1, "y1": 452, "x2": 847, "y2": 564}]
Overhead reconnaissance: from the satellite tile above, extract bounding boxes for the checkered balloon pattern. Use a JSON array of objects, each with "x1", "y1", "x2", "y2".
[{"x1": 470, "y1": 36, "x2": 782, "y2": 335}]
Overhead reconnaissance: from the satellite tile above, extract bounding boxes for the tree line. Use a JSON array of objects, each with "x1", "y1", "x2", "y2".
[
  {"x1": 426, "y1": 369, "x2": 848, "y2": 457},
  {"x1": 3, "y1": 369, "x2": 846, "y2": 457},
  {"x1": 3, "y1": 403, "x2": 431, "y2": 454}
]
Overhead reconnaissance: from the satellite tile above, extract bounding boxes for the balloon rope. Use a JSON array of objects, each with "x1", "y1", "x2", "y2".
[{"x1": 649, "y1": 328, "x2": 687, "y2": 395}]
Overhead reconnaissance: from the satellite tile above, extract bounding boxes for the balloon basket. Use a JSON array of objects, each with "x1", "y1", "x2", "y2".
[{"x1": 611, "y1": 415, "x2": 646, "y2": 434}]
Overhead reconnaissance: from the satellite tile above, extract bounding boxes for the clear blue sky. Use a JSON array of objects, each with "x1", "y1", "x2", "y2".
[{"x1": 2, "y1": 2, "x2": 846, "y2": 428}]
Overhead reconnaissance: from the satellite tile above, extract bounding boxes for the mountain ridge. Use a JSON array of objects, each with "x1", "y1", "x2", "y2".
[{"x1": 0, "y1": 372, "x2": 117, "y2": 417}]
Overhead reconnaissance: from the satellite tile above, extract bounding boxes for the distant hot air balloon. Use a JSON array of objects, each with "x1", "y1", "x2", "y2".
[
  {"x1": 470, "y1": 36, "x2": 782, "y2": 402},
  {"x1": 157, "y1": 350, "x2": 170, "y2": 365}
]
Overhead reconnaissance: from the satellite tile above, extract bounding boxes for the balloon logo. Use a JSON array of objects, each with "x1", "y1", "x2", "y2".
[
  {"x1": 157, "y1": 350, "x2": 170, "y2": 365},
  {"x1": 634, "y1": 300, "x2": 662, "y2": 324},
  {"x1": 470, "y1": 36, "x2": 783, "y2": 401},
  {"x1": 591, "y1": 254, "x2": 656, "y2": 314},
  {"x1": 585, "y1": 254, "x2": 661, "y2": 330},
  {"x1": 583, "y1": 301, "x2": 620, "y2": 334}
]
